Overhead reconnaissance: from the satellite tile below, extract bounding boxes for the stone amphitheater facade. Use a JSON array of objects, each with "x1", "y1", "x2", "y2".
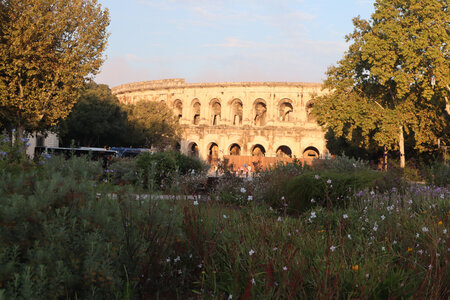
[{"x1": 111, "y1": 79, "x2": 329, "y2": 163}]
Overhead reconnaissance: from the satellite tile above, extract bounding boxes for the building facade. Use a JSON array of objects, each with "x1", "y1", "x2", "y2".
[{"x1": 112, "y1": 79, "x2": 328, "y2": 162}]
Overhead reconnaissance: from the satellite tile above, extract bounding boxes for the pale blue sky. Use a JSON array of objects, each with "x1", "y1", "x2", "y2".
[{"x1": 95, "y1": 0, "x2": 375, "y2": 88}]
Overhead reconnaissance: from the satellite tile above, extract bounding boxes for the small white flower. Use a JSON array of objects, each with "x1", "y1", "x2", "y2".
[
  {"x1": 269, "y1": 206, "x2": 273, "y2": 211},
  {"x1": 365, "y1": 273, "x2": 370, "y2": 278},
  {"x1": 330, "y1": 245, "x2": 336, "y2": 252},
  {"x1": 347, "y1": 234, "x2": 352, "y2": 240},
  {"x1": 251, "y1": 278, "x2": 256, "y2": 285},
  {"x1": 248, "y1": 195, "x2": 253, "y2": 201},
  {"x1": 361, "y1": 227, "x2": 365, "y2": 231},
  {"x1": 166, "y1": 258, "x2": 171, "y2": 263},
  {"x1": 281, "y1": 196, "x2": 285, "y2": 200},
  {"x1": 352, "y1": 163, "x2": 357, "y2": 168},
  {"x1": 381, "y1": 246, "x2": 385, "y2": 251},
  {"x1": 365, "y1": 218, "x2": 369, "y2": 223},
  {"x1": 273, "y1": 247, "x2": 278, "y2": 251},
  {"x1": 178, "y1": 269, "x2": 182, "y2": 274},
  {"x1": 310, "y1": 198, "x2": 315, "y2": 203},
  {"x1": 223, "y1": 214, "x2": 227, "y2": 219},
  {"x1": 370, "y1": 190, "x2": 375, "y2": 195},
  {"x1": 228, "y1": 295, "x2": 233, "y2": 300},
  {"x1": 189, "y1": 254, "x2": 193, "y2": 258},
  {"x1": 174, "y1": 256, "x2": 180, "y2": 262},
  {"x1": 314, "y1": 174, "x2": 320, "y2": 179},
  {"x1": 443, "y1": 229, "x2": 447, "y2": 234},
  {"x1": 381, "y1": 215, "x2": 385, "y2": 220},
  {"x1": 440, "y1": 193, "x2": 444, "y2": 199},
  {"x1": 240, "y1": 187, "x2": 246, "y2": 193},
  {"x1": 436, "y1": 253, "x2": 440, "y2": 257},
  {"x1": 422, "y1": 227, "x2": 429, "y2": 233},
  {"x1": 198, "y1": 263, "x2": 202, "y2": 268},
  {"x1": 327, "y1": 179, "x2": 332, "y2": 184},
  {"x1": 310, "y1": 211, "x2": 317, "y2": 218},
  {"x1": 277, "y1": 216, "x2": 282, "y2": 222},
  {"x1": 249, "y1": 249, "x2": 255, "y2": 256},
  {"x1": 416, "y1": 233, "x2": 420, "y2": 238},
  {"x1": 428, "y1": 264, "x2": 432, "y2": 270},
  {"x1": 418, "y1": 250, "x2": 423, "y2": 255},
  {"x1": 193, "y1": 200, "x2": 199, "y2": 206},
  {"x1": 408, "y1": 199, "x2": 413, "y2": 204},
  {"x1": 393, "y1": 240, "x2": 397, "y2": 245},
  {"x1": 283, "y1": 266, "x2": 288, "y2": 271},
  {"x1": 343, "y1": 214, "x2": 348, "y2": 219}
]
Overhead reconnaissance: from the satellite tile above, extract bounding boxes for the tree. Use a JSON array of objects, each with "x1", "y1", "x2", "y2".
[
  {"x1": 59, "y1": 82, "x2": 128, "y2": 147},
  {"x1": 313, "y1": 0, "x2": 449, "y2": 168},
  {"x1": 0, "y1": 0, "x2": 109, "y2": 138},
  {"x1": 125, "y1": 100, "x2": 182, "y2": 149}
]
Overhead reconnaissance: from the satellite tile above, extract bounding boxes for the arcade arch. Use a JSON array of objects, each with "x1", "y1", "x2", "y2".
[
  {"x1": 192, "y1": 99, "x2": 201, "y2": 125},
  {"x1": 229, "y1": 143, "x2": 241, "y2": 155},
  {"x1": 253, "y1": 99, "x2": 267, "y2": 126},
  {"x1": 188, "y1": 142, "x2": 199, "y2": 157},
  {"x1": 303, "y1": 146, "x2": 319, "y2": 158},
  {"x1": 231, "y1": 99, "x2": 243, "y2": 126},
  {"x1": 276, "y1": 145, "x2": 292, "y2": 158},
  {"x1": 173, "y1": 99, "x2": 183, "y2": 120},
  {"x1": 210, "y1": 99, "x2": 221, "y2": 125},
  {"x1": 251, "y1": 144, "x2": 266, "y2": 157},
  {"x1": 279, "y1": 100, "x2": 293, "y2": 122}
]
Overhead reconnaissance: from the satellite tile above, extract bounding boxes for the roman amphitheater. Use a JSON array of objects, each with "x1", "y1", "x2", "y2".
[{"x1": 112, "y1": 79, "x2": 329, "y2": 168}]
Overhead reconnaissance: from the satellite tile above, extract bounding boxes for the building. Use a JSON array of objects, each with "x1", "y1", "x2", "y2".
[{"x1": 112, "y1": 79, "x2": 328, "y2": 166}]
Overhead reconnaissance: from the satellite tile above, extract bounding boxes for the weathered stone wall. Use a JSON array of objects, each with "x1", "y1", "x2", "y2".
[{"x1": 112, "y1": 79, "x2": 329, "y2": 161}]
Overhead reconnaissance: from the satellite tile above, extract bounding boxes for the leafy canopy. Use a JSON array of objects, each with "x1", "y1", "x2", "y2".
[
  {"x1": 313, "y1": 0, "x2": 449, "y2": 155},
  {"x1": 59, "y1": 82, "x2": 128, "y2": 147},
  {"x1": 0, "y1": 0, "x2": 110, "y2": 132}
]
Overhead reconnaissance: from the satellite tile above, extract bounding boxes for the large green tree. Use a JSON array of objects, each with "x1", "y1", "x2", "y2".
[
  {"x1": 59, "y1": 82, "x2": 128, "y2": 147},
  {"x1": 0, "y1": 0, "x2": 109, "y2": 137},
  {"x1": 313, "y1": 0, "x2": 449, "y2": 168},
  {"x1": 125, "y1": 100, "x2": 182, "y2": 149}
]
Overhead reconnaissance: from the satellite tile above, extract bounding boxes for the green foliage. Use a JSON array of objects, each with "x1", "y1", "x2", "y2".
[
  {"x1": 136, "y1": 151, "x2": 204, "y2": 190},
  {"x1": 59, "y1": 82, "x2": 128, "y2": 147},
  {"x1": 125, "y1": 100, "x2": 181, "y2": 149},
  {"x1": 313, "y1": 0, "x2": 449, "y2": 161},
  {"x1": 283, "y1": 169, "x2": 384, "y2": 214},
  {"x1": 423, "y1": 161, "x2": 450, "y2": 187},
  {"x1": 0, "y1": 0, "x2": 110, "y2": 133},
  {"x1": 107, "y1": 158, "x2": 139, "y2": 186},
  {"x1": 0, "y1": 132, "x2": 31, "y2": 173}
]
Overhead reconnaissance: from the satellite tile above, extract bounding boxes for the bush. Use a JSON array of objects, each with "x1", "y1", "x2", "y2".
[
  {"x1": 283, "y1": 169, "x2": 384, "y2": 214},
  {"x1": 107, "y1": 157, "x2": 139, "y2": 185},
  {"x1": 423, "y1": 161, "x2": 450, "y2": 187},
  {"x1": 136, "y1": 151, "x2": 205, "y2": 190}
]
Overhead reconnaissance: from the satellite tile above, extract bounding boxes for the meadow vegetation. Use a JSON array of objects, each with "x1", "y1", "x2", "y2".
[{"x1": 0, "y1": 134, "x2": 448, "y2": 299}]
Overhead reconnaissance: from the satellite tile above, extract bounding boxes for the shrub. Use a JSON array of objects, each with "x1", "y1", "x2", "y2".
[
  {"x1": 108, "y1": 157, "x2": 139, "y2": 185},
  {"x1": 423, "y1": 161, "x2": 450, "y2": 187},
  {"x1": 283, "y1": 169, "x2": 384, "y2": 214},
  {"x1": 136, "y1": 151, "x2": 205, "y2": 190}
]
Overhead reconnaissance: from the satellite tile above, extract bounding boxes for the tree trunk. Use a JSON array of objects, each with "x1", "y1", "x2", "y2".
[{"x1": 399, "y1": 125, "x2": 405, "y2": 168}]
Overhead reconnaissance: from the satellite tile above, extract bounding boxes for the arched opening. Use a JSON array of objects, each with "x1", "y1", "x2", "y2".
[
  {"x1": 276, "y1": 146, "x2": 292, "y2": 158},
  {"x1": 210, "y1": 99, "x2": 221, "y2": 125},
  {"x1": 279, "y1": 101, "x2": 293, "y2": 121},
  {"x1": 192, "y1": 101, "x2": 201, "y2": 125},
  {"x1": 306, "y1": 101, "x2": 315, "y2": 122},
  {"x1": 189, "y1": 142, "x2": 199, "y2": 157},
  {"x1": 231, "y1": 99, "x2": 243, "y2": 126},
  {"x1": 208, "y1": 143, "x2": 219, "y2": 165},
  {"x1": 303, "y1": 146, "x2": 319, "y2": 158},
  {"x1": 252, "y1": 144, "x2": 266, "y2": 157},
  {"x1": 229, "y1": 143, "x2": 241, "y2": 156},
  {"x1": 174, "y1": 99, "x2": 183, "y2": 121},
  {"x1": 175, "y1": 142, "x2": 181, "y2": 152},
  {"x1": 254, "y1": 100, "x2": 267, "y2": 126}
]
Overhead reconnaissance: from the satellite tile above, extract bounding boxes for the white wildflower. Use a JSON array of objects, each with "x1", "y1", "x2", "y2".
[
  {"x1": 166, "y1": 258, "x2": 171, "y2": 263},
  {"x1": 249, "y1": 249, "x2": 255, "y2": 256},
  {"x1": 223, "y1": 214, "x2": 227, "y2": 219},
  {"x1": 327, "y1": 179, "x2": 332, "y2": 184},
  {"x1": 422, "y1": 227, "x2": 429, "y2": 233},
  {"x1": 343, "y1": 214, "x2": 348, "y2": 219},
  {"x1": 330, "y1": 245, "x2": 336, "y2": 252},
  {"x1": 283, "y1": 266, "x2": 288, "y2": 271},
  {"x1": 381, "y1": 246, "x2": 385, "y2": 251},
  {"x1": 193, "y1": 200, "x2": 199, "y2": 206},
  {"x1": 381, "y1": 215, "x2": 385, "y2": 220},
  {"x1": 251, "y1": 278, "x2": 256, "y2": 285},
  {"x1": 273, "y1": 247, "x2": 278, "y2": 251},
  {"x1": 240, "y1": 187, "x2": 246, "y2": 193},
  {"x1": 228, "y1": 295, "x2": 233, "y2": 300},
  {"x1": 311, "y1": 198, "x2": 315, "y2": 203},
  {"x1": 248, "y1": 195, "x2": 253, "y2": 201},
  {"x1": 277, "y1": 216, "x2": 282, "y2": 222},
  {"x1": 347, "y1": 234, "x2": 352, "y2": 240},
  {"x1": 365, "y1": 274, "x2": 370, "y2": 278},
  {"x1": 314, "y1": 175, "x2": 320, "y2": 180}
]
